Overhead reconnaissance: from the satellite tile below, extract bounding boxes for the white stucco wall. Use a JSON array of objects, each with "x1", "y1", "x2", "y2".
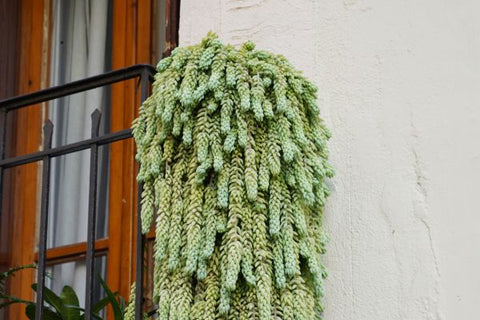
[{"x1": 178, "y1": 1, "x2": 480, "y2": 318}]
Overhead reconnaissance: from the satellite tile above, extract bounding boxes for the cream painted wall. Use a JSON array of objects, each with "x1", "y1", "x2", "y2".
[{"x1": 178, "y1": 1, "x2": 480, "y2": 318}]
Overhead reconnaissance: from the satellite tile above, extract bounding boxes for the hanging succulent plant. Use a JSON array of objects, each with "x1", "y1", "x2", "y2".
[{"x1": 129, "y1": 32, "x2": 334, "y2": 320}]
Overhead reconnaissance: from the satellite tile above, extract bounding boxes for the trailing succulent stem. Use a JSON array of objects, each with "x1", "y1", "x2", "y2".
[{"x1": 132, "y1": 32, "x2": 333, "y2": 320}]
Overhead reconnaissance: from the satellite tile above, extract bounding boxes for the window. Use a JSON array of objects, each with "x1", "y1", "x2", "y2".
[
  {"x1": 46, "y1": 0, "x2": 113, "y2": 305},
  {"x1": 0, "y1": 0, "x2": 180, "y2": 319}
]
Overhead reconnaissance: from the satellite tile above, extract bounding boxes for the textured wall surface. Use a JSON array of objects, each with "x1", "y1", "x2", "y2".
[{"x1": 179, "y1": 1, "x2": 480, "y2": 318}]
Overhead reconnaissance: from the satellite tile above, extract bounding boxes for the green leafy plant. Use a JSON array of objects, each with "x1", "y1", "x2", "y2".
[
  {"x1": 0, "y1": 264, "x2": 37, "y2": 310},
  {"x1": 0, "y1": 265, "x2": 131, "y2": 320}
]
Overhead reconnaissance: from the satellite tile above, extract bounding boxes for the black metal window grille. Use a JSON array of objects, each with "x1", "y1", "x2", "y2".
[{"x1": 0, "y1": 64, "x2": 155, "y2": 320}]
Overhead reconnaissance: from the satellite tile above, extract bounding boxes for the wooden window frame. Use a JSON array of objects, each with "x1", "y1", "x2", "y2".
[{"x1": 1, "y1": 0, "x2": 180, "y2": 319}]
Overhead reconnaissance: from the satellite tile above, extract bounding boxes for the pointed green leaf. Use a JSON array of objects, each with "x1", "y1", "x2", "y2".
[
  {"x1": 0, "y1": 264, "x2": 36, "y2": 292},
  {"x1": 60, "y1": 285, "x2": 81, "y2": 319},
  {"x1": 25, "y1": 304, "x2": 36, "y2": 320},
  {"x1": 25, "y1": 304, "x2": 64, "y2": 320},
  {"x1": 31, "y1": 283, "x2": 66, "y2": 317},
  {"x1": 118, "y1": 295, "x2": 126, "y2": 314},
  {"x1": 92, "y1": 296, "x2": 110, "y2": 314},
  {"x1": 61, "y1": 286, "x2": 80, "y2": 307},
  {"x1": 0, "y1": 292, "x2": 34, "y2": 304},
  {"x1": 98, "y1": 276, "x2": 123, "y2": 320},
  {"x1": 0, "y1": 299, "x2": 34, "y2": 310}
]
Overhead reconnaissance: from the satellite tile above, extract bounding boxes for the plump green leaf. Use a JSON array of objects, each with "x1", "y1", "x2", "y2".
[
  {"x1": 31, "y1": 283, "x2": 66, "y2": 317},
  {"x1": 60, "y1": 285, "x2": 81, "y2": 319},
  {"x1": 25, "y1": 304, "x2": 64, "y2": 320},
  {"x1": 61, "y1": 286, "x2": 80, "y2": 307},
  {"x1": 25, "y1": 304, "x2": 35, "y2": 320}
]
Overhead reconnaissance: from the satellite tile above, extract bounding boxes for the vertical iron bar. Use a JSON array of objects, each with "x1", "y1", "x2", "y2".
[
  {"x1": 35, "y1": 120, "x2": 53, "y2": 320},
  {"x1": 135, "y1": 182, "x2": 144, "y2": 320},
  {"x1": 85, "y1": 109, "x2": 101, "y2": 320},
  {"x1": 0, "y1": 109, "x2": 7, "y2": 248},
  {"x1": 0, "y1": 110, "x2": 6, "y2": 167},
  {"x1": 135, "y1": 68, "x2": 151, "y2": 320},
  {"x1": 0, "y1": 109, "x2": 7, "y2": 309}
]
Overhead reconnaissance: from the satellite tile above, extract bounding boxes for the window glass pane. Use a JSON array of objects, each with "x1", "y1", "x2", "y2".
[
  {"x1": 47, "y1": 0, "x2": 112, "y2": 248},
  {"x1": 47, "y1": 146, "x2": 110, "y2": 248},
  {"x1": 45, "y1": 255, "x2": 107, "y2": 315},
  {"x1": 156, "y1": 0, "x2": 167, "y2": 59}
]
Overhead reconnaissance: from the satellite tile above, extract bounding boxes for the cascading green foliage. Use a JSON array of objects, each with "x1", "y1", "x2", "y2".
[{"x1": 130, "y1": 32, "x2": 334, "y2": 320}]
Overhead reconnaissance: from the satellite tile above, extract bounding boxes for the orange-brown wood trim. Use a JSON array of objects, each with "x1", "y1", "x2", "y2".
[
  {"x1": 33, "y1": 238, "x2": 109, "y2": 266},
  {"x1": 7, "y1": 0, "x2": 48, "y2": 319},
  {"x1": 107, "y1": 3, "x2": 179, "y2": 317},
  {"x1": 107, "y1": 0, "x2": 154, "y2": 306},
  {"x1": 165, "y1": 0, "x2": 180, "y2": 56}
]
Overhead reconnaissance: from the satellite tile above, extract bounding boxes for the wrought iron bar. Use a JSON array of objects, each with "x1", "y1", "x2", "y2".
[
  {"x1": 0, "y1": 110, "x2": 6, "y2": 162},
  {"x1": 0, "y1": 64, "x2": 155, "y2": 111},
  {"x1": 85, "y1": 110, "x2": 101, "y2": 319},
  {"x1": 35, "y1": 121, "x2": 53, "y2": 320},
  {"x1": 0, "y1": 129, "x2": 132, "y2": 168},
  {"x1": 135, "y1": 67, "x2": 151, "y2": 320},
  {"x1": 0, "y1": 109, "x2": 7, "y2": 256},
  {"x1": 0, "y1": 64, "x2": 156, "y2": 318}
]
